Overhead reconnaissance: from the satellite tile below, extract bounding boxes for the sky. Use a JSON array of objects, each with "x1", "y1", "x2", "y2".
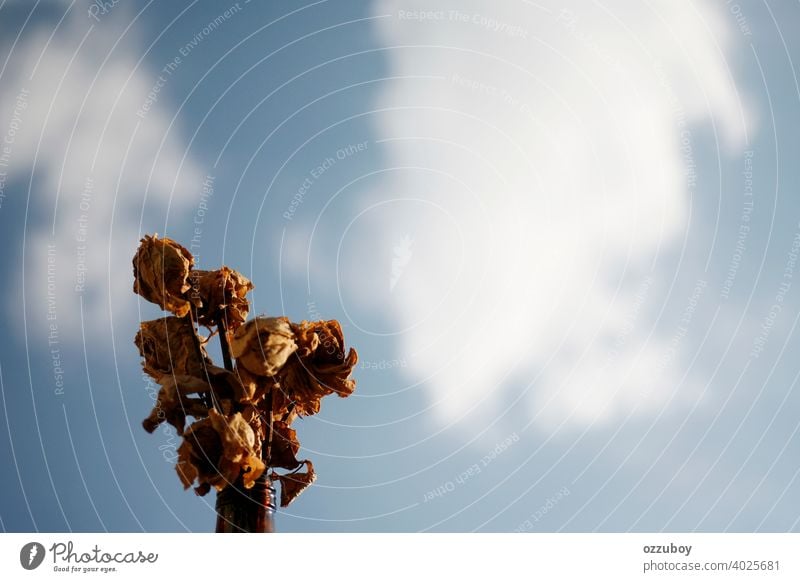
[{"x1": 0, "y1": 0, "x2": 799, "y2": 532}]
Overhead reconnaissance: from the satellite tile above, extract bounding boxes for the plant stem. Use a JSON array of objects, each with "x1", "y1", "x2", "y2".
[
  {"x1": 187, "y1": 308, "x2": 213, "y2": 410},
  {"x1": 218, "y1": 320, "x2": 234, "y2": 372},
  {"x1": 263, "y1": 386, "x2": 274, "y2": 467}
]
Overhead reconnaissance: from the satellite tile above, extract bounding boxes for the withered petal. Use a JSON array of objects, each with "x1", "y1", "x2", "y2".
[
  {"x1": 233, "y1": 365, "x2": 276, "y2": 405},
  {"x1": 269, "y1": 420, "x2": 302, "y2": 470},
  {"x1": 272, "y1": 460, "x2": 316, "y2": 507},
  {"x1": 231, "y1": 317, "x2": 297, "y2": 377},
  {"x1": 176, "y1": 419, "x2": 222, "y2": 494},
  {"x1": 208, "y1": 409, "x2": 265, "y2": 490},
  {"x1": 174, "y1": 411, "x2": 265, "y2": 495},
  {"x1": 133, "y1": 234, "x2": 194, "y2": 317},
  {"x1": 277, "y1": 320, "x2": 358, "y2": 417},
  {"x1": 142, "y1": 373, "x2": 211, "y2": 435},
  {"x1": 188, "y1": 267, "x2": 253, "y2": 330},
  {"x1": 135, "y1": 316, "x2": 211, "y2": 382}
]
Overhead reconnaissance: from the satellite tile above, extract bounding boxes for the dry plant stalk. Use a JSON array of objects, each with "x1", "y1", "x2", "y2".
[{"x1": 132, "y1": 234, "x2": 358, "y2": 515}]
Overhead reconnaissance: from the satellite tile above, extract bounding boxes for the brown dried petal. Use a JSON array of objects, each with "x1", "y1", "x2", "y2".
[
  {"x1": 234, "y1": 365, "x2": 275, "y2": 405},
  {"x1": 141, "y1": 364, "x2": 251, "y2": 435},
  {"x1": 176, "y1": 419, "x2": 223, "y2": 494},
  {"x1": 133, "y1": 234, "x2": 194, "y2": 316},
  {"x1": 188, "y1": 267, "x2": 253, "y2": 330},
  {"x1": 175, "y1": 411, "x2": 266, "y2": 495},
  {"x1": 135, "y1": 316, "x2": 211, "y2": 382},
  {"x1": 269, "y1": 420, "x2": 302, "y2": 470},
  {"x1": 239, "y1": 404, "x2": 265, "y2": 458},
  {"x1": 230, "y1": 317, "x2": 297, "y2": 377},
  {"x1": 292, "y1": 321, "x2": 320, "y2": 357},
  {"x1": 193, "y1": 482, "x2": 211, "y2": 497},
  {"x1": 142, "y1": 374, "x2": 211, "y2": 435},
  {"x1": 278, "y1": 320, "x2": 358, "y2": 416},
  {"x1": 270, "y1": 383, "x2": 297, "y2": 425},
  {"x1": 208, "y1": 409, "x2": 266, "y2": 489},
  {"x1": 205, "y1": 365, "x2": 249, "y2": 404},
  {"x1": 272, "y1": 460, "x2": 316, "y2": 507}
]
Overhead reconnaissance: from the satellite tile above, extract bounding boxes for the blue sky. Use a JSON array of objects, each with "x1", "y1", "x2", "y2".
[{"x1": 1, "y1": 0, "x2": 800, "y2": 532}]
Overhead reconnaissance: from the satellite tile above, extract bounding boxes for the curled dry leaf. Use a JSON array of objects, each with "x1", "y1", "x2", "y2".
[
  {"x1": 135, "y1": 316, "x2": 211, "y2": 381},
  {"x1": 230, "y1": 316, "x2": 297, "y2": 377},
  {"x1": 142, "y1": 373, "x2": 211, "y2": 435},
  {"x1": 189, "y1": 267, "x2": 254, "y2": 330},
  {"x1": 133, "y1": 234, "x2": 194, "y2": 317},
  {"x1": 175, "y1": 419, "x2": 222, "y2": 495},
  {"x1": 277, "y1": 320, "x2": 358, "y2": 416},
  {"x1": 142, "y1": 365, "x2": 253, "y2": 435},
  {"x1": 272, "y1": 460, "x2": 316, "y2": 507},
  {"x1": 176, "y1": 409, "x2": 265, "y2": 495},
  {"x1": 269, "y1": 420, "x2": 301, "y2": 470}
]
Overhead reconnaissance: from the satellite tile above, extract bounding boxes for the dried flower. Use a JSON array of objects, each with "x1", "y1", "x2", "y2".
[
  {"x1": 176, "y1": 409, "x2": 265, "y2": 495},
  {"x1": 230, "y1": 317, "x2": 297, "y2": 377},
  {"x1": 133, "y1": 234, "x2": 194, "y2": 317},
  {"x1": 277, "y1": 320, "x2": 358, "y2": 416},
  {"x1": 141, "y1": 364, "x2": 253, "y2": 435},
  {"x1": 135, "y1": 316, "x2": 211, "y2": 381},
  {"x1": 189, "y1": 267, "x2": 253, "y2": 330},
  {"x1": 133, "y1": 235, "x2": 360, "y2": 521},
  {"x1": 209, "y1": 408, "x2": 266, "y2": 489}
]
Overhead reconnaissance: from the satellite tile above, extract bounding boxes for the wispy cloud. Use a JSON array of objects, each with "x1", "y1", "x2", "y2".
[
  {"x1": 0, "y1": 5, "x2": 203, "y2": 339},
  {"x1": 355, "y1": 0, "x2": 754, "y2": 431}
]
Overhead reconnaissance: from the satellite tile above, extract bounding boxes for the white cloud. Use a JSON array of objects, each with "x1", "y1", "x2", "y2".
[
  {"x1": 348, "y1": 0, "x2": 753, "y2": 431},
  {"x1": 0, "y1": 8, "x2": 203, "y2": 339}
]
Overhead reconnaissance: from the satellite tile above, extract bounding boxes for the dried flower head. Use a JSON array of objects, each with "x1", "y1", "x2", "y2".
[
  {"x1": 176, "y1": 409, "x2": 265, "y2": 495},
  {"x1": 133, "y1": 234, "x2": 194, "y2": 317},
  {"x1": 189, "y1": 267, "x2": 254, "y2": 330},
  {"x1": 230, "y1": 316, "x2": 298, "y2": 377},
  {"x1": 277, "y1": 320, "x2": 358, "y2": 416},
  {"x1": 135, "y1": 316, "x2": 211, "y2": 381}
]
